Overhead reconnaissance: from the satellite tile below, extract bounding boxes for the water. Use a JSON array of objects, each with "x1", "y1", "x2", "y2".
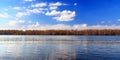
[{"x1": 0, "y1": 35, "x2": 120, "y2": 60}]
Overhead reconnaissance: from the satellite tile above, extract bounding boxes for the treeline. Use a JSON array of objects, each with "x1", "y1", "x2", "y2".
[{"x1": 0, "y1": 30, "x2": 120, "y2": 35}]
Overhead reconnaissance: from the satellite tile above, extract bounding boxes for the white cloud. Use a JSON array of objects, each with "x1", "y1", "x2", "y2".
[
  {"x1": 26, "y1": 9, "x2": 43, "y2": 14},
  {"x1": 73, "y1": 24, "x2": 87, "y2": 28},
  {"x1": 8, "y1": 20, "x2": 25, "y2": 26},
  {"x1": 26, "y1": 8, "x2": 48, "y2": 14},
  {"x1": 49, "y1": 24, "x2": 72, "y2": 30},
  {"x1": 49, "y1": 6, "x2": 58, "y2": 10},
  {"x1": 27, "y1": 24, "x2": 71, "y2": 30},
  {"x1": 14, "y1": 2, "x2": 70, "y2": 19},
  {"x1": 6, "y1": 20, "x2": 120, "y2": 30},
  {"x1": 0, "y1": 13, "x2": 10, "y2": 18},
  {"x1": 16, "y1": 12, "x2": 30, "y2": 17},
  {"x1": 46, "y1": 10, "x2": 76, "y2": 21},
  {"x1": 46, "y1": 2, "x2": 75, "y2": 21},
  {"x1": 27, "y1": 23, "x2": 88, "y2": 30},
  {"x1": 54, "y1": 10, "x2": 76, "y2": 21},
  {"x1": 26, "y1": 23, "x2": 120, "y2": 30},
  {"x1": 28, "y1": 22, "x2": 40, "y2": 28},
  {"x1": 73, "y1": 24, "x2": 89, "y2": 30},
  {"x1": 16, "y1": 8, "x2": 47, "y2": 17},
  {"x1": 13, "y1": 7, "x2": 21, "y2": 10},
  {"x1": 31, "y1": 3, "x2": 47, "y2": 7},
  {"x1": 49, "y1": 2, "x2": 67, "y2": 10},
  {"x1": 87, "y1": 25, "x2": 120, "y2": 30},
  {"x1": 45, "y1": 10, "x2": 60, "y2": 16},
  {"x1": 49, "y1": 2, "x2": 66, "y2": 7}
]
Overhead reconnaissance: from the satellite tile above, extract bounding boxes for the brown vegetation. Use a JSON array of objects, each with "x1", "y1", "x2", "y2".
[{"x1": 0, "y1": 29, "x2": 120, "y2": 35}]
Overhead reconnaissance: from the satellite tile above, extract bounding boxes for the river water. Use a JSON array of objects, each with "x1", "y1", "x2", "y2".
[{"x1": 0, "y1": 35, "x2": 120, "y2": 60}]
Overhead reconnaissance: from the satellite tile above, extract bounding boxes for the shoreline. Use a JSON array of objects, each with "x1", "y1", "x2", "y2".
[{"x1": 0, "y1": 29, "x2": 119, "y2": 35}]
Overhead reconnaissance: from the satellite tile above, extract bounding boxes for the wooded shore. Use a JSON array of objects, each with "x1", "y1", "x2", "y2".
[{"x1": 0, "y1": 30, "x2": 120, "y2": 35}]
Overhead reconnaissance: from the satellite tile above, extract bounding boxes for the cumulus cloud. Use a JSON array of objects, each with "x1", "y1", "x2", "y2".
[
  {"x1": 28, "y1": 22, "x2": 40, "y2": 28},
  {"x1": 15, "y1": 2, "x2": 48, "y2": 17},
  {"x1": 49, "y1": 2, "x2": 66, "y2": 7},
  {"x1": 8, "y1": 20, "x2": 25, "y2": 26},
  {"x1": 87, "y1": 25, "x2": 120, "y2": 30},
  {"x1": 49, "y1": 6, "x2": 58, "y2": 10},
  {"x1": 0, "y1": 13, "x2": 10, "y2": 18},
  {"x1": 31, "y1": 3, "x2": 47, "y2": 7},
  {"x1": 46, "y1": 2, "x2": 76, "y2": 21},
  {"x1": 16, "y1": 12, "x2": 29, "y2": 17},
  {"x1": 16, "y1": 8, "x2": 47, "y2": 17},
  {"x1": 27, "y1": 24, "x2": 71, "y2": 30},
  {"x1": 73, "y1": 24, "x2": 87, "y2": 28},
  {"x1": 27, "y1": 24, "x2": 120, "y2": 30},
  {"x1": 26, "y1": 8, "x2": 44, "y2": 14},
  {"x1": 54, "y1": 10, "x2": 76, "y2": 21},
  {"x1": 49, "y1": 2, "x2": 67, "y2": 10},
  {"x1": 6, "y1": 20, "x2": 120, "y2": 30},
  {"x1": 46, "y1": 10, "x2": 76, "y2": 21},
  {"x1": 27, "y1": 23, "x2": 88, "y2": 30},
  {"x1": 45, "y1": 10, "x2": 60, "y2": 16},
  {"x1": 14, "y1": 1, "x2": 75, "y2": 21}
]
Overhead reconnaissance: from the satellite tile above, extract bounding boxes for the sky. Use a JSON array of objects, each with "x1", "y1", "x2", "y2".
[{"x1": 0, "y1": 0, "x2": 120, "y2": 30}]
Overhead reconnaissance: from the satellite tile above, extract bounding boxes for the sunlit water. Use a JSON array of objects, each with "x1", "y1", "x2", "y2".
[{"x1": 0, "y1": 35, "x2": 120, "y2": 60}]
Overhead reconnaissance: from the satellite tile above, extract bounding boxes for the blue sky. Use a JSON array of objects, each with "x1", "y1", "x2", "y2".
[{"x1": 0, "y1": 0, "x2": 120, "y2": 30}]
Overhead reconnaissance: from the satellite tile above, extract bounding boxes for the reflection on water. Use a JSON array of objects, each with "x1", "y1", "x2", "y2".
[{"x1": 0, "y1": 35, "x2": 120, "y2": 60}]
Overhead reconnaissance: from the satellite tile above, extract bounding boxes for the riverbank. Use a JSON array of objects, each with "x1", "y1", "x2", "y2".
[{"x1": 0, "y1": 29, "x2": 119, "y2": 35}]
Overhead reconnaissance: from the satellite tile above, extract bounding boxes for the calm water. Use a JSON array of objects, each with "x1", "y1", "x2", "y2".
[{"x1": 0, "y1": 35, "x2": 120, "y2": 60}]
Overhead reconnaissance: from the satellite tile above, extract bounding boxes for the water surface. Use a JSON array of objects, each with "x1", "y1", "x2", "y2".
[{"x1": 0, "y1": 35, "x2": 120, "y2": 60}]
